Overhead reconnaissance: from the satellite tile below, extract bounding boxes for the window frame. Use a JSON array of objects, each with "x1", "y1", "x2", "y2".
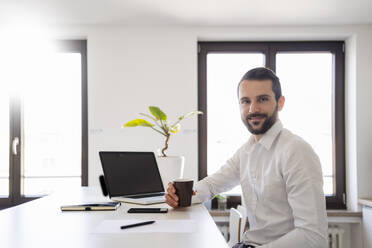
[
  {"x1": 0, "y1": 40, "x2": 88, "y2": 209},
  {"x1": 198, "y1": 41, "x2": 346, "y2": 210}
]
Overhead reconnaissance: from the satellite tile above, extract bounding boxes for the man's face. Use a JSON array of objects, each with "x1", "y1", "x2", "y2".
[{"x1": 238, "y1": 79, "x2": 284, "y2": 135}]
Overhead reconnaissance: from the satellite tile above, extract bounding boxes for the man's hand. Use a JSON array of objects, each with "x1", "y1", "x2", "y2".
[{"x1": 165, "y1": 182, "x2": 196, "y2": 208}]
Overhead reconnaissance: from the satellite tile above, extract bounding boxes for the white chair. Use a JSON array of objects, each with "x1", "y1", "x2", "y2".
[
  {"x1": 227, "y1": 208, "x2": 242, "y2": 247},
  {"x1": 237, "y1": 205, "x2": 248, "y2": 239}
]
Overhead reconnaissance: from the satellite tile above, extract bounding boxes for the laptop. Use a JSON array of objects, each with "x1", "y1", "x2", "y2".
[{"x1": 99, "y1": 151, "x2": 166, "y2": 205}]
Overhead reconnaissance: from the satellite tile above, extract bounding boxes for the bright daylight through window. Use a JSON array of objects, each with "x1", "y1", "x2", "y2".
[
  {"x1": 207, "y1": 53, "x2": 265, "y2": 195},
  {"x1": 0, "y1": 37, "x2": 86, "y2": 206},
  {"x1": 23, "y1": 53, "x2": 82, "y2": 196},
  {"x1": 207, "y1": 52, "x2": 334, "y2": 196},
  {"x1": 0, "y1": 92, "x2": 9, "y2": 197}
]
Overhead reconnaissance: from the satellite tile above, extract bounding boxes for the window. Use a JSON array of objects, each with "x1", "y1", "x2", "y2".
[
  {"x1": 0, "y1": 91, "x2": 10, "y2": 197},
  {"x1": 198, "y1": 42, "x2": 345, "y2": 209},
  {"x1": 0, "y1": 40, "x2": 88, "y2": 209}
]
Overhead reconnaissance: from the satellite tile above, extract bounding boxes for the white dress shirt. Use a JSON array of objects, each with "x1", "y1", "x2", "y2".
[{"x1": 194, "y1": 120, "x2": 328, "y2": 248}]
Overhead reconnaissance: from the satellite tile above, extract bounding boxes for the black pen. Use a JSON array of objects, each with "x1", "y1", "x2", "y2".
[{"x1": 120, "y1": 220, "x2": 155, "y2": 229}]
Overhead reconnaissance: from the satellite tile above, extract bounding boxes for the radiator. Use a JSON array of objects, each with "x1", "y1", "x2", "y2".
[
  {"x1": 218, "y1": 224, "x2": 345, "y2": 247},
  {"x1": 328, "y1": 226, "x2": 344, "y2": 248}
]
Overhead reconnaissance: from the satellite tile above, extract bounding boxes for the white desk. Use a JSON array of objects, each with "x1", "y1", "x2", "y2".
[{"x1": 0, "y1": 187, "x2": 229, "y2": 248}]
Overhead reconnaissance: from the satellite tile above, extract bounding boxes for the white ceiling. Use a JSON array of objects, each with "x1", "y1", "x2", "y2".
[{"x1": 1, "y1": 0, "x2": 372, "y2": 26}]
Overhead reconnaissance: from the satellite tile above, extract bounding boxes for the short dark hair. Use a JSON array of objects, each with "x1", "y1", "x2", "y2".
[{"x1": 237, "y1": 67, "x2": 282, "y2": 101}]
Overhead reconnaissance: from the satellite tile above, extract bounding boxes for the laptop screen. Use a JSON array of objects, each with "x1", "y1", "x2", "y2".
[{"x1": 99, "y1": 152, "x2": 164, "y2": 197}]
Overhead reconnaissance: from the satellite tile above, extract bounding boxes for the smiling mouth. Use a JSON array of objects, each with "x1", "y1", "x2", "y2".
[
  {"x1": 247, "y1": 115, "x2": 266, "y2": 126},
  {"x1": 249, "y1": 116, "x2": 264, "y2": 121},
  {"x1": 247, "y1": 114, "x2": 266, "y2": 120},
  {"x1": 251, "y1": 120, "x2": 262, "y2": 126}
]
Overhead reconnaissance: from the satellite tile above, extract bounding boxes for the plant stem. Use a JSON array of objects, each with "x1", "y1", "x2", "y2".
[
  {"x1": 151, "y1": 126, "x2": 167, "y2": 137},
  {"x1": 159, "y1": 120, "x2": 168, "y2": 133},
  {"x1": 161, "y1": 134, "x2": 170, "y2": 157}
]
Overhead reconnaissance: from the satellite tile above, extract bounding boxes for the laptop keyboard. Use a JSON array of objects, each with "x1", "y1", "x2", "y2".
[{"x1": 128, "y1": 192, "x2": 165, "y2": 199}]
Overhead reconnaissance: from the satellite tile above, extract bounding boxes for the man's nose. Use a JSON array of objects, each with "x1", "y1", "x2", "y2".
[{"x1": 249, "y1": 101, "x2": 259, "y2": 113}]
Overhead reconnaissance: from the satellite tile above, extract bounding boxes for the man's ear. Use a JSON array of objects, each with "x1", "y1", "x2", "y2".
[{"x1": 278, "y1": 96, "x2": 285, "y2": 111}]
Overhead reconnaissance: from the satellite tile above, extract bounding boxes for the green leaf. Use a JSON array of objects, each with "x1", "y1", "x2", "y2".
[
  {"x1": 178, "y1": 110, "x2": 203, "y2": 121},
  {"x1": 170, "y1": 123, "x2": 180, "y2": 134},
  {"x1": 149, "y1": 106, "x2": 167, "y2": 121},
  {"x1": 123, "y1": 119, "x2": 154, "y2": 128},
  {"x1": 139, "y1": 113, "x2": 158, "y2": 122}
]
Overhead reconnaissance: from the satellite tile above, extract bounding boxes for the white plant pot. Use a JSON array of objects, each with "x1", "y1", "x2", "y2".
[{"x1": 156, "y1": 156, "x2": 185, "y2": 189}]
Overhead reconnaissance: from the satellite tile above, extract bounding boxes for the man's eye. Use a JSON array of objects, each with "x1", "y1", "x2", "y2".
[
  {"x1": 241, "y1": 100, "x2": 250, "y2": 104},
  {"x1": 259, "y1": 97, "x2": 268, "y2": 102}
]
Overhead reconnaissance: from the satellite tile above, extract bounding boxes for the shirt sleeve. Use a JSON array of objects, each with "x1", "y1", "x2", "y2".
[
  {"x1": 260, "y1": 139, "x2": 328, "y2": 248},
  {"x1": 192, "y1": 148, "x2": 242, "y2": 203}
]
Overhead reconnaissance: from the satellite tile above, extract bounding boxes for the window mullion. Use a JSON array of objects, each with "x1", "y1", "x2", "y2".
[
  {"x1": 81, "y1": 41, "x2": 88, "y2": 187},
  {"x1": 267, "y1": 43, "x2": 276, "y2": 72},
  {"x1": 333, "y1": 42, "x2": 346, "y2": 209},
  {"x1": 10, "y1": 95, "x2": 22, "y2": 205}
]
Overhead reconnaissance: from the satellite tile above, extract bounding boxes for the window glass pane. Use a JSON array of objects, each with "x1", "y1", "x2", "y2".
[
  {"x1": 22, "y1": 53, "x2": 82, "y2": 196},
  {"x1": 24, "y1": 177, "x2": 81, "y2": 196},
  {"x1": 276, "y1": 53, "x2": 333, "y2": 195},
  {"x1": 323, "y1": 176, "x2": 333, "y2": 196},
  {"x1": 207, "y1": 53, "x2": 265, "y2": 195},
  {"x1": 0, "y1": 91, "x2": 9, "y2": 196}
]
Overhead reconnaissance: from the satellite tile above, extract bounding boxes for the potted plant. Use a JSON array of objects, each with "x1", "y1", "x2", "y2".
[
  {"x1": 215, "y1": 194, "x2": 229, "y2": 211},
  {"x1": 123, "y1": 106, "x2": 202, "y2": 187}
]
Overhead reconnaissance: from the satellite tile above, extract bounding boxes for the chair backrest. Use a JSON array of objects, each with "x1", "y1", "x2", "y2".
[
  {"x1": 227, "y1": 208, "x2": 242, "y2": 247},
  {"x1": 237, "y1": 205, "x2": 248, "y2": 238}
]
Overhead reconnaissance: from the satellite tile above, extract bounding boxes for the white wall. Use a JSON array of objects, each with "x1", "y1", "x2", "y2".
[
  {"x1": 363, "y1": 206, "x2": 372, "y2": 248},
  {"x1": 41, "y1": 24, "x2": 372, "y2": 211},
  {"x1": 84, "y1": 27, "x2": 200, "y2": 185}
]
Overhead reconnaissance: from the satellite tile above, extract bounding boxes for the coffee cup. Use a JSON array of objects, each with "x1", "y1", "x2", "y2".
[{"x1": 173, "y1": 179, "x2": 194, "y2": 207}]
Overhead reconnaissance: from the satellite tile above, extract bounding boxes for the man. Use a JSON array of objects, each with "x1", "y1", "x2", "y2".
[{"x1": 166, "y1": 67, "x2": 328, "y2": 248}]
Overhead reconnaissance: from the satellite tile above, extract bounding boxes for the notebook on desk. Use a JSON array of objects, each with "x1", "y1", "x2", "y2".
[
  {"x1": 99, "y1": 151, "x2": 166, "y2": 205},
  {"x1": 61, "y1": 202, "x2": 121, "y2": 211}
]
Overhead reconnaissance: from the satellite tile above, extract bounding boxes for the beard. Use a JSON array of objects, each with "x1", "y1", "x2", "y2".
[{"x1": 242, "y1": 106, "x2": 278, "y2": 135}]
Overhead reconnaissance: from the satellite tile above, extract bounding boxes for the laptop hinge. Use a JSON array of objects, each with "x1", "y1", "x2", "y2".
[{"x1": 124, "y1": 192, "x2": 164, "y2": 198}]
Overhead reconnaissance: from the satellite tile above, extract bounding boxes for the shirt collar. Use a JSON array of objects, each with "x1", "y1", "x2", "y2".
[
  {"x1": 244, "y1": 120, "x2": 283, "y2": 153},
  {"x1": 258, "y1": 120, "x2": 283, "y2": 150}
]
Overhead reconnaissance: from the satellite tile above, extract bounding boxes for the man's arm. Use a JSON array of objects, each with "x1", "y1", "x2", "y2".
[
  {"x1": 193, "y1": 148, "x2": 242, "y2": 203},
  {"x1": 260, "y1": 140, "x2": 328, "y2": 248}
]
